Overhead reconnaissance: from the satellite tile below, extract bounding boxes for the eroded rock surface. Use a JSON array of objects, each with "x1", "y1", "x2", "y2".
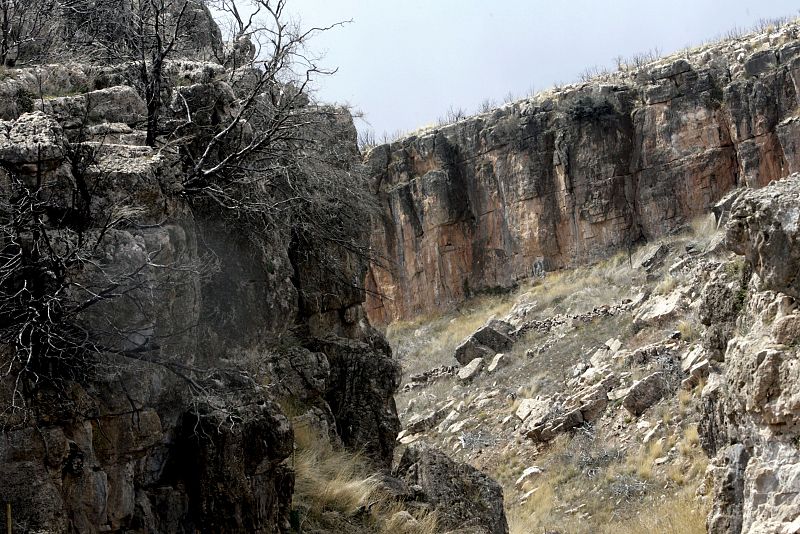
[
  {"x1": 367, "y1": 26, "x2": 800, "y2": 324},
  {"x1": 395, "y1": 444, "x2": 509, "y2": 534},
  {"x1": 0, "y1": 62, "x2": 398, "y2": 534},
  {"x1": 700, "y1": 174, "x2": 800, "y2": 534}
]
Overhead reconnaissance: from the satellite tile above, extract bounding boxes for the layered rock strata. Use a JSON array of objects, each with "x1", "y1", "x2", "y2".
[{"x1": 367, "y1": 24, "x2": 800, "y2": 324}]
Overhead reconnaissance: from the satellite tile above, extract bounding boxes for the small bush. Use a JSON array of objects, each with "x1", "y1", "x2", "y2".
[{"x1": 565, "y1": 95, "x2": 616, "y2": 122}]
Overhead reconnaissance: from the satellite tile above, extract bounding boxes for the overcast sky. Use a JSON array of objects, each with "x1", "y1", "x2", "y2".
[{"x1": 283, "y1": 1, "x2": 799, "y2": 137}]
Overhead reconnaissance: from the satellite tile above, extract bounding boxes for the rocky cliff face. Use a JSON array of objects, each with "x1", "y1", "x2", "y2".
[
  {"x1": 366, "y1": 23, "x2": 800, "y2": 324},
  {"x1": 701, "y1": 177, "x2": 800, "y2": 534},
  {"x1": 0, "y1": 17, "x2": 401, "y2": 534}
]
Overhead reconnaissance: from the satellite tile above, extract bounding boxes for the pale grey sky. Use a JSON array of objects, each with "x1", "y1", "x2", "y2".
[{"x1": 285, "y1": 1, "x2": 799, "y2": 137}]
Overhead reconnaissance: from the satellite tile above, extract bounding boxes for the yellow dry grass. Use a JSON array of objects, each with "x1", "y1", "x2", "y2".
[
  {"x1": 599, "y1": 492, "x2": 708, "y2": 534},
  {"x1": 378, "y1": 504, "x2": 439, "y2": 534},
  {"x1": 292, "y1": 425, "x2": 379, "y2": 517},
  {"x1": 292, "y1": 424, "x2": 439, "y2": 533}
]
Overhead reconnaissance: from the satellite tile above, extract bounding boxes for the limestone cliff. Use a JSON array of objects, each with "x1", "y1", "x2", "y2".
[
  {"x1": 366, "y1": 23, "x2": 800, "y2": 325},
  {"x1": 701, "y1": 177, "x2": 800, "y2": 534},
  {"x1": 0, "y1": 10, "x2": 401, "y2": 534}
]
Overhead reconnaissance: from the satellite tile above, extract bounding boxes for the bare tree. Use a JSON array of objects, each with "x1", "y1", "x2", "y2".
[
  {"x1": 0, "y1": 0, "x2": 58, "y2": 66},
  {"x1": 478, "y1": 98, "x2": 495, "y2": 113},
  {"x1": 0, "y1": 0, "x2": 380, "y2": 421},
  {"x1": 357, "y1": 128, "x2": 377, "y2": 152}
]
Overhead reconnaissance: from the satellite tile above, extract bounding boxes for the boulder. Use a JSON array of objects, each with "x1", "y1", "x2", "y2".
[
  {"x1": 406, "y1": 401, "x2": 454, "y2": 434},
  {"x1": 515, "y1": 466, "x2": 544, "y2": 488},
  {"x1": 486, "y1": 319, "x2": 515, "y2": 337},
  {"x1": 454, "y1": 324, "x2": 513, "y2": 365},
  {"x1": 487, "y1": 352, "x2": 506, "y2": 373},
  {"x1": 623, "y1": 372, "x2": 669, "y2": 416},
  {"x1": 395, "y1": 445, "x2": 509, "y2": 534},
  {"x1": 590, "y1": 338, "x2": 622, "y2": 367},
  {"x1": 606, "y1": 338, "x2": 623, "y2": 353},
  {"x1": 681, "y1": 345, "x2": 706, "y2": 373},
  {"x1": 454, "y1": 340, "x2": 495, "y2": 366},
  {"x1": 640, "y1": 243, "x2": 669, "y2": 272},
  {"x1": 634, "y1": 290, "x2": 683, "y2": 325},
  {"x1": 458, "y1": 357, "x2": 485, "y2": 381},
  {"x1": 515, "y1": 398, "x2": 550, "y2": 422},
  {"x1": 520, "y1": 375, "x2": 616, "y2": 442}
]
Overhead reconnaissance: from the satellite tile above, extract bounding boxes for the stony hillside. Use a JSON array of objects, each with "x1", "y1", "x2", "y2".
[
  {"x1": 390, "y1": 176, "x2": 800, "y2": 533},
  {"x1": 366, "y1": 21, "x2": 800, "y2": 325}
]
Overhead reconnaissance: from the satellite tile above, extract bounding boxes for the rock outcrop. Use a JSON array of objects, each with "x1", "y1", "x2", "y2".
[
  {"x1": 700, "y1": 174, "x2": 800, "y2": 534},
  {"x1": 366, "y1": 24, "x2": 800, "y2": 324},
  {"x1": 395, "y1": 444, "x2": 509, "y2": 534},
  {"x1": 0, "y1": 35, "x2": 398, "y2": 534}
]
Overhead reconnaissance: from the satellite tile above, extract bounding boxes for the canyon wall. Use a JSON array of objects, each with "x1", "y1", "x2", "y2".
[
  {"x1": 0, "y1": 18, "x2": 400, "y2": 534},
  {"x1": 366, "y1": 24, "x2": 800, "y2": 325},
  {"x1": 701, "y1": 176, "x2": 800, "y2": 533}
]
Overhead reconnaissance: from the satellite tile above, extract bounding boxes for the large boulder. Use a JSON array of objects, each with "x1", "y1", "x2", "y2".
[
  {"x1": 395, "y1": 444, "x2": 509, "y2": 534},
  {"x1": 622, "y1": 372, "x2": 669, "y2": 416},
  {"x1": 457, "y1": 357, "x2": 485, "y2": 381},
  {"x1": 634, "y1": 290, "x2": 683, "y2": 325},
  {"x1": 454, "y1": 324, "x2": 513, "y2": 365}
]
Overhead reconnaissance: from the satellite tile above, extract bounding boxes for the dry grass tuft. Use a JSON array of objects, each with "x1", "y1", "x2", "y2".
[
  {"x1": 678, "y1": 389, "x2": 693, "y2": 412},
  {"x1": 292, "y1": 425, "x2": 379, "y2": 517},
  {"x1": 378, "y1": 503, "x2": 439, "y2": 534},
  {"x1": 600, "y1": 492, "x2": 708, "y2": 534},
  {"x1": 677, "y1": 319, "x2": 699, "y2": 342},
  {"x1": 626, "y1": 439, "x2": 665, "y2": 480},
  {"x1": 655, "y1": 275, "x2": 678, "y2": 295},
  {"x1": 690, "y1": 213, "x2": 719, "y2": 241},
  {"x1": 292, "y1": 425, "x2": 439, "y2": 533}
]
